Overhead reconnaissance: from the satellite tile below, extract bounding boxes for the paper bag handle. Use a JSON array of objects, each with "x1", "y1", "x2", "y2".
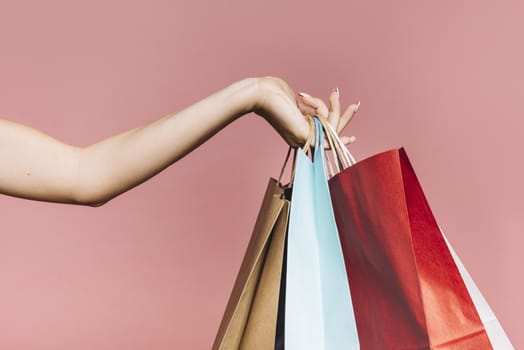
[{"x1": 277, "y1": 114, "x2": 316, "y2": 186}]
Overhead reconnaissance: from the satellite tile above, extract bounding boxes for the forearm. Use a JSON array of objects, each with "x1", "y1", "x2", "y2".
[{"x1": 76, "y1": 77, "x2": 259, "y2": 206}]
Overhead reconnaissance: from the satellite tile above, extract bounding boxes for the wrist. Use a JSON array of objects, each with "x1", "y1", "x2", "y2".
[{"x1": 227, "y1": 77, "x2": 261, "y2": 117}]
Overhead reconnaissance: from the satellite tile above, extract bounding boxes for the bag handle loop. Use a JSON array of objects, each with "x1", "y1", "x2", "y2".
[
  {"x1": 314, "y1": 115, "x2": 357, "y2": 177},
  {"x1": 278, "y1": 114, "x2": 316, "y2": 186}
]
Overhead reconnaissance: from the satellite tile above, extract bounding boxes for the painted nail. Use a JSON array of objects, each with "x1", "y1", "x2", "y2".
[
  {"x1": 355, "y1": 100, "x2": 361, "y2": 112},
  {"x1": 298, "y1": 92, "x2": 311, "y2": 98}
]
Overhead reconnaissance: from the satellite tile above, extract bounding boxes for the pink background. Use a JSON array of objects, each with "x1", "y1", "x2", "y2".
[{"x1": 0, "y1": 1, "x2": 522, "y2": 348}]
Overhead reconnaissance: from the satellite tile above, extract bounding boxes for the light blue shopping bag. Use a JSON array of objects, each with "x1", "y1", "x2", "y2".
[{"x1": 284, "y1": 116, "x2": 360, "y2": 349}]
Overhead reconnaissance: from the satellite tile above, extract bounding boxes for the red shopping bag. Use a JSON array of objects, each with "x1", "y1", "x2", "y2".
[{"x1": 328, "y1": 147, "x2": 492, "y2": 349}]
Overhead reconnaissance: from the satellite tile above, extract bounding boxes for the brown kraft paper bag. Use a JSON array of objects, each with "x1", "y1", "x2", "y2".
[{"x1": 212, "y1": 177, "x2": 290, "y2": 350}]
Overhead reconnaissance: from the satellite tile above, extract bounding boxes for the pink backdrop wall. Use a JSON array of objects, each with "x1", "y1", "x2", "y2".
[{"x1": 1, "y1": 1, "x2": 522, "y2": 348}]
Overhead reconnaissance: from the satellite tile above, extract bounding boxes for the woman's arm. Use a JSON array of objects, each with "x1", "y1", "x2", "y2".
[
  {"x1": 0, "y1": 78, "x2": 258, "y2": 206},
  {"x1": 0, "y1": 77, "x2": 357, "y2": 207}
]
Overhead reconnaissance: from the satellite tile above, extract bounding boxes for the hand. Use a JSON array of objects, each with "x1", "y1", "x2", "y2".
[
  {"x1": 252, "y1": 76, "x2": 359, "y2": 149},
  {"x1": 298, "y1": 88, "x2": 360, "y2": 148}
]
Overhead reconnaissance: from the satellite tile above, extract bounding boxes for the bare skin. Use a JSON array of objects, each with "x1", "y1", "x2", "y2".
[{"x1": 0, "y1": 76, "x2": 360, "y2": 207}]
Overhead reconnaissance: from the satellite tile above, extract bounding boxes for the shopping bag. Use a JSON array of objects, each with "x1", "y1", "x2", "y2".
[
  {"x1": 327, "y1": 146, "x2": 494, "y2": 349},
  {"x1": 212, "y1": 177, "x2": 289, "y2": 350},
  {"x1": 284, "y1": 116, "x2": 360, "y2": 349},
  {"x1": 320, "y1": 118, "x2": 513, "y2": 349},
  {"x1": 441, "y1": 229, "x2": 514, "y2": 349},
  {"x1": 213, "y1": 116, "x2": 317, "y2": 350}
]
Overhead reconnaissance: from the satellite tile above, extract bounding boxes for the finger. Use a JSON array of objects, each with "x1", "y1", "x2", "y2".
[
  {"x1": 341, "y1": 135, "x2": 357, "y2": 144},
  {"x1": 321, "y1": 135, "x2": 357, "y2": 151},
  {"x1": 298, "y1": 92, "x2": 329, "y2": 119},
  {"x1": 298, "y1": 100, "x2": 316, "y2": 117},
  {"x1": 338, "y1": 100, "x2": 360, "y2": 134},
  {"x1": 328, "y1": 87, "x2": 341, "y2": 132},
  {"x1": 324, "y1": 134, "x2": 356, "y2": 149}
]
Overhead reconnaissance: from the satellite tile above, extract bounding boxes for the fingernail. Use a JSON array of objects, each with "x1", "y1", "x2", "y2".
[
  {"x1": 298, "y1": 92, "x2": 311, "y2": 98},
  {"x1": 335, "y1": 87, "x2": 339, "y2": 95},
  {"x1": 355, "y1": 100, "x2": 361, "y2": 112}
]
